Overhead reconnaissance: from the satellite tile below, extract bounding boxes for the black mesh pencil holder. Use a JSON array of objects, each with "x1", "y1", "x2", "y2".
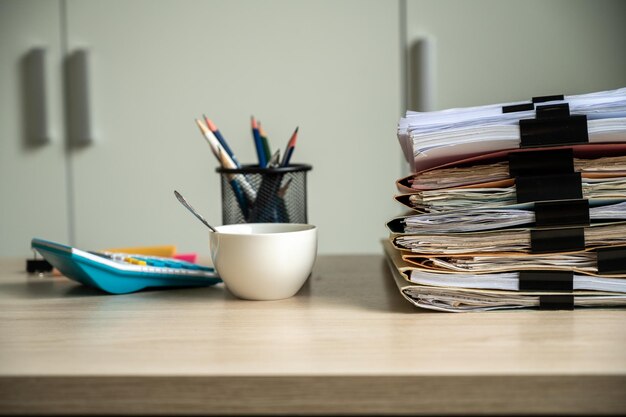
[{"x1": 216, "y1": 164, "x2": 312, "y2": 224}]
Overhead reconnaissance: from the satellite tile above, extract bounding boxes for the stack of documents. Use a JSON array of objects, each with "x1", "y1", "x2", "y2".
[
  {"x1": 384, "y1": 240, "x2": 626, "y2": 312},
  {"x1": 386, "y1": 87, "x2": 626, "y2": 312},
  {"x1": 397, "y1": 88, "x2": 626, "y2": 172}
]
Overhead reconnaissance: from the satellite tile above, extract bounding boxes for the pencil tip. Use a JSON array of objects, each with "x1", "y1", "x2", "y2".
[
  {"x1": 205, "y1": 117, "x2": 217, "y2": 132},
  {"x1": 288, "y1": 126, "x2": 299, "y2": 146},
  {"x1": 196, "y1": 119, "x2": 212, "y2": 137}
]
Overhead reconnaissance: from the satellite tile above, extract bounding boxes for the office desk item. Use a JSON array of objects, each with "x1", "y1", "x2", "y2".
[
  {"x1": 193, "y1": 116, "x2": 306, "y2": 223},
  {"x1": 251, "y1": 116, "x2": 267, "y2": 167},
  {"x1": 102, "y1": 244, "x2": 177, "y2": 257},
  {"x1": 196, "y1": 118, "x2": 222, "y2": 159},
  {"x1": 1, "y1": 255, "x2": 624, "y2": 415},
  {"x1": 281, "y1": 126, "x2": 299, "y2": 167},
  {"x1": 204, "y1": 116, "x2": 240, "y2": 167},
  {"x1": 388, "y1": 201, "x2": 626, "y2": 234},
  {"x1": 25, "y1": 258, "x2": 53, "y2": 274},
  {"x1": 103, "y1": 245, "x2": 196, "y2": 263},
  {"x1": 196, "y1": 117, "x2": 252, "y2": 213},
  {"x1": 396, "y1": 176, "x2": 626, "y2": 212},
  {"x1": 266, "y1": 149, "x2": 281, "y2": 168},
  {"x1": 404, "y1": 117, "x2": 626, "y2": 172},
  {"x1": 209, "y1": 223, "x2": 317, "y2": 300},
  {"x1": 195, "y1": 120, "x2": 253, "y2": 215},
  {"x1": 172, "y1": 252, "x2": 198, "y2": 263},
  {"x1": 397, "y1": 144, "x2": 626, "y2": 193},
  {"x1": 31, "y1": 238, "x2": 220, "y2": 294},
  {"x1": 399, "y1": 88, "x2": 626, "y2": 139},
  {"x1": 384, "y1": 240, "x2": 626, "y2": 312},
  {"x1": 217, "y1": 164, "x2": 311, "y2": 224},
  {"x1": 174, "y1": 190, "x2": 219, "y2": 232},
  {"x1": 392, "y1": 222, "x2": 626, "y2": 254},
  {"x1": 398, "y1": 87, "x2": 626, "y2": 172},
  {"x1": 258, "y1": 122, "x2": 272, "y2": 166},
  {"x1": 390, "y1": 88, "x2": 626, "y2": 312},
  {"x1": 216, "y1": 146, "x2": 257, "y2": 201}
]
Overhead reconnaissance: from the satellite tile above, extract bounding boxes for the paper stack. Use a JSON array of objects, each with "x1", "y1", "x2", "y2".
[{"x1": 385, "y1": 87, "x2": 626, "y2": 312}]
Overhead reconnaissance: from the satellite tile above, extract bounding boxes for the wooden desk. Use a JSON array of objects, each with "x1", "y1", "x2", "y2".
[{"x1": 0, "y1": 255, "x2": 625, "y2": 415}]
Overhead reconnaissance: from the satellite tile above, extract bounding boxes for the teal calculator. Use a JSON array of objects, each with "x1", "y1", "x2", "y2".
[{"x1": 31, "y1": 238, "x2": 221, "y2": 294}]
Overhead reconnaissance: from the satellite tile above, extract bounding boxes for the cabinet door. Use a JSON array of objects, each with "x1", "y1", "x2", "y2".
[
  {"x1": 65, "y1": 0, "x2": 401, "y2": 254},
  {"x1": 404, "y1": 0, "x2": 626, "y2": 109},
  {"x1": 0, "y1": 0, "x2": 69, "y2": 257}
]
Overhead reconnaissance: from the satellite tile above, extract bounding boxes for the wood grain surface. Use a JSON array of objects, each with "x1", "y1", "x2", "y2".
[{"x1": 0, "y1": 255, "x2": 625, "y2": 415}]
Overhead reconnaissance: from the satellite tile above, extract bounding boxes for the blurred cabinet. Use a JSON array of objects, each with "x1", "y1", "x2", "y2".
[
  {"x1": 0, "y1": 0, "x2": 69, "y2": 256},
  {"x1": 1, "y1": 0, "x2": 402, "y2": 256}
]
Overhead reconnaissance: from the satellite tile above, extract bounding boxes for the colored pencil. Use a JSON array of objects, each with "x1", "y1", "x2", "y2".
[
  {"x1": 251, "y1": 116, "x2": 267, "y2": 167},
  {"x1": 197, "y1": 118, "x2": 255, "y2": 199},
  {"x1": 195, "y1": 118, "x2": 220, "y2": 159},
  {"x1": 258, "y1": 122, "x2": 271, "y2": 165},
  {"x1": 216, "y1": 148, "x2": 250, "y2": 217},
  {"x1": 217, "y1": 147, "x2": 256, "y2": 200},
  {"x1": 204, "y1": 115, "x2": 240, "y2": 168},
  {"x1": 280, "y1": 127, "x2": 299, "y2": 167}
]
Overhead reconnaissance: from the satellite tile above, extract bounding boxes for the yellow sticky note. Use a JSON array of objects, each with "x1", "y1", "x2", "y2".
[{"x1": 104, "y1": 245, "x2": 177, "y2": 258}]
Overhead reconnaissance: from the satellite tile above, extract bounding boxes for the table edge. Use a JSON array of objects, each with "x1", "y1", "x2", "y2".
[{"x1": 1, "y1": 375, "x2": 625, "y2": 415}]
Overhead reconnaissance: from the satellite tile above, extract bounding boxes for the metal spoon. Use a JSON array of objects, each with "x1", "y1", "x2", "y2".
[{"x1": 174, "y1": 190, "x2": 217, "y2": 233}]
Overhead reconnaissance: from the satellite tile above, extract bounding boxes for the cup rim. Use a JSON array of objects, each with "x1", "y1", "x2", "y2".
[{"x1": 214, "y1": 223, "x2": 316, "y2": 236}]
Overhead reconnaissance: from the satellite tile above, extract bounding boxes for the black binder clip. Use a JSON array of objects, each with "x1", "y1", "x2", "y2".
[
  {"x1": 519, "y1": 103, "x2": 589, "y2": 148},
  {"x1": 534, "y1": 199, "x2": 590, "y2": 228},
  {"x1": 515, "y1": 172, "x2": 583, "y2": 204},
  {"x1": 508, "y1": 148, "x2": 574, "y2": 177},
  {"x1": 501, "y1": 93, "x2": 565, "y2": 113},
  {"x1": 536, "y1": 103, "x2": 571, "y2": 119},
  {"x1": 502, "y1": 102, "x2": 534, "y2": 114},
  {"x1": 539, "y1": 295, "x2": 575, "y2": 310},
  {"x1": 519, "y1": 271, "x2": 573, "y2": 291},
  {"x1": 596, "y1": 246, "x2": 626, "y2": 275},
  {"x1": 532, "y1": 94, "x2": 565, "y2": 103},
  {"x1": 530, "y1": 227, "x2": 585, "y2": 254},
  {"x1": 26, "y1": 250, "x2": 53, "y2": 274}
]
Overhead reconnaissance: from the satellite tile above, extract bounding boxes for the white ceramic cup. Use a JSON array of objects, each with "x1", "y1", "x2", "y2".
[{"x1": 210, "y1": 223, "x2": 317, "y2": 300}]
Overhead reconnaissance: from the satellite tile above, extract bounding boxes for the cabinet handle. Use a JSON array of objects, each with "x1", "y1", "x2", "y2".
[
  {"x1": 409, "y1": 37, "x2": 436, "y2": 111},
  {"x1": 66, "y1": 49, "x2": 95, "y2": 146},
  {"x1": 23, "y1": 48, "x2": 51, "y2": 145}
]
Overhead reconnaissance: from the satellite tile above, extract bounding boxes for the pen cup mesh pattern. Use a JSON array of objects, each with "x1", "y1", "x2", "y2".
[{"x1": 217, "y1": 164, "x2": 312, "y2": 225}]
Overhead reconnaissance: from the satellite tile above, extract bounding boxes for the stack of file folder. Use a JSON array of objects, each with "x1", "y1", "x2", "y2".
[{"x1": 385, "y1": 87, "x2": 626, "y2": 312}]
